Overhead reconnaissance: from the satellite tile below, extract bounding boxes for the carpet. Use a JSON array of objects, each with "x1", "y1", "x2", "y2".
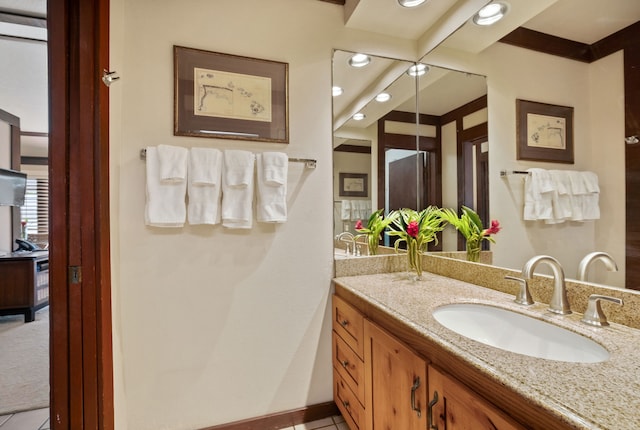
[{"x1": 0, "y1": 306, "x2": 49, "y2": 415}]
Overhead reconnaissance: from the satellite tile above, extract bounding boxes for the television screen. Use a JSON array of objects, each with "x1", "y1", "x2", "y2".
[{"x1": 0, "y1": 168, "x2": 27, "y2": 206}]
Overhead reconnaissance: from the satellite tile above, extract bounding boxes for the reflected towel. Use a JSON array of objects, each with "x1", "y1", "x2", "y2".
[
  {"x1": 256, "y1": 153, "x2": 287, "y2": 223},
  {"x1": 221, "y1": 150, "x2": 255, "y2": 229},
  {"x1": 188, "y1": 148, "x2": 222, "y2": 225},
  {"x1": 224, "y1": 149, "x2": 255, "y2": 187},
  {"x1": 145, "y1": 146, "x2": 187, "y2": 227},
  {"x1": 341, "y1": 200, "x2": 351, "y2": 221},
  {"x1": 157, "y1": 144, "x2": 188, "y2": 182}
]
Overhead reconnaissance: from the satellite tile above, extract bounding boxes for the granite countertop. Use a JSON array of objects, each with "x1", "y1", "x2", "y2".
[{"x1": 334, "y1": 271, "x2": 640, "y2": 430}]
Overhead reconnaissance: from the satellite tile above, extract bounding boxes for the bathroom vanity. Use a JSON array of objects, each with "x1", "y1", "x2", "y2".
[{"x1": 332, "y1": 257, "x2": 640, "y2": 430}]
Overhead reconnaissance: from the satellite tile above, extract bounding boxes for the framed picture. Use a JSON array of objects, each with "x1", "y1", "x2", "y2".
[
  {"x1": 339, "y1": 173, "x2": 368, "y2": 197},
  {"x1": 516, "y1": 99, "x2": 574, "y2": 163},
  {"x1": 174, "y1": 46, "x2": 289, "y2": 143}
]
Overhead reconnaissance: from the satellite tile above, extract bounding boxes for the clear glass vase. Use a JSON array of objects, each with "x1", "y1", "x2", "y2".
[
  {"x1": 368, "y1": 234, "x2": 379, "y2": 256},
  {"x1": 407, "y1": 239, "x2": 423, "y2": 280},
  {"x1": 466, "y1": 239, "x2": 481, "y2": 262}
]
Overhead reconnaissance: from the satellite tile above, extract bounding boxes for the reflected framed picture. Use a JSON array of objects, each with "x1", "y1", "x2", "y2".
[
  {"x1": 516, "y1": 99, "x2": 574, "y2": 164},
  {"x1": 174, "y1": 45, "x2": 289, "y2": 143},
  {"x1": 339, "y1": 173, "x2": 368, "y2": 197}
]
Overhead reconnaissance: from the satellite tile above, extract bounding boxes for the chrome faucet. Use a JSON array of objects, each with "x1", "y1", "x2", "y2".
[
  {"x1": 335, "y1": 232, "x2": 356, "y2": 256},
  {"x1": 577, "y1": 251, "x2": 618, "y2": 282},
  {"x1": 581, "y1": 294, "x2": 623, "y2": 327},
  {"x1": 522, "y1": 255, "x2": 571, "y2": 315}
]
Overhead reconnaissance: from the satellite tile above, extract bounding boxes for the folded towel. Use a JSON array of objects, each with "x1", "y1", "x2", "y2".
[
  {"x1": 190, "y1": 147, "x2": 221, "y2": 185},
  {"x1": 188, "y1": 148, "x2": 222, "y2": 225},
  {"x1": 224, "y1": 149, "x2": 255, "y2": 187},
  {"x1": 568, "y1": 171, "x2": 587, "y2": 195},
  {"x1": 145, "y1": 146, "x2": 187, "y2": 227},
  {"x1": 341, "y1": 200, "x2": 351, "y2": 221},
  {"x1": 157, "y1": 144, "x2": 188, "y2": 182},
  {"x1": 261, "y1": 152, "x2": 288, "y2": 185},
  {"x1": 221, "y1": 150, "x2": 255, "y2": 229},
  {"x1": 524, "y1": 168, "x2": 554, "y2": 221},
  {"x1": 256, "y1": 153, "x2": 287, "y2": 223},
  {"x1": 549, "y1": 170, "x2": 572, "y2": 222},
  {"x1": 581, "y1": 171, "x2": 600, "y2": 193}
]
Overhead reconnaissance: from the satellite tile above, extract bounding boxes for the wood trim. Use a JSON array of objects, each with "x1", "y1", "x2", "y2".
[
  {"x1": 0, "y1": 108, "x2": 20, "y2": 126},
  {"x1": 316, "y1": 0, "x2": 345, "y2": 4},
  {"x1": 21, "y1": 131, "x2": 49, "y2": 137},
  {"x1": 200, "y1": 402, "x2": 340, "y2": 430},
  {"x1": 334, "y1": 144, "x2": 371, "y2": 154},
  {"x1": 21, "y1": 156, "x2": 48, "y2": 165},
  {"x1": 499, "y1": 27, "x2": 592, "y2": 62}
]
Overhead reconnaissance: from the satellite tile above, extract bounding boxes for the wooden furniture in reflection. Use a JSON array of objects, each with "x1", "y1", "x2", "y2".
[{"x1": 0, "y1": 251, "x2": 49, "y2": 322}]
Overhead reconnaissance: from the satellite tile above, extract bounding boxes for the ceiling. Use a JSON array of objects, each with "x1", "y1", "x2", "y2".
[{"x1": 333, "y1": 0, "x2": 640, "y2": 136}]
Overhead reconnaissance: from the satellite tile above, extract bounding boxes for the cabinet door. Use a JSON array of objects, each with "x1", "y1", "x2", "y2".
[
  {"x1": 428, "y1": 365, "x2": 524, "y2": 430},
  {"x1": 365, "y1": 320, "x2": 427, "y2": 430}
]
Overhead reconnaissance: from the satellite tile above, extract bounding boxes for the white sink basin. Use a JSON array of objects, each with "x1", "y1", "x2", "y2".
[{"x1": 432, "y1": 303, "x2": 609, "y2": 363}]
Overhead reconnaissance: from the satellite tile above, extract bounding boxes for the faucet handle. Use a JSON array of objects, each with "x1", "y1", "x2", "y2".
[
  {"x1": 581, "y1": 294, "x2": 623, "y2": 327},
  {"x1": 505, "y1": 275, "x2": 534, "y2": 306}
]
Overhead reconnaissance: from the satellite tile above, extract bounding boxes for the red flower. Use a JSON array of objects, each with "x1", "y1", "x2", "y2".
[
  {"x1": 20, "y1": 220, "x2": 27, "y2": 227},
  {"x1": 407, "y1": 220, "x2": 419, "y2": 238},
  {"x1": 355, "y1": 220, "x2": 363, "y2": 230},
  {"x1": 482, "y1": 219, "x2": 501, "y2": 236}
]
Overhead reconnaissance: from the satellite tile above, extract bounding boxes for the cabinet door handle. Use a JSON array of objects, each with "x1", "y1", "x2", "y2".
[
  {"x1": 410, "y1": 376, "x2": 421, "y2": 417},
  {"x1": 340, "y1": 319, "x2": 349, "y2": 327},
  {"x1": 342, "y1": 400, "x2": 350, "y2": 410},
  {"x1": 340, "y1": 360, "x2": 349, "y2": 368},
  {"x1": 427, "y1": 390, "x2": 439, "y2": 430}
]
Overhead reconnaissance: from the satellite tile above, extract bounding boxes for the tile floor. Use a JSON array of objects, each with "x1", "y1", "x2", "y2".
[
  {"x1": 0, "y1": 408, "x2": 346, "y2": 430},
  {"x1": 0, "y1": 408, "x2": 49, "y2": 430}
]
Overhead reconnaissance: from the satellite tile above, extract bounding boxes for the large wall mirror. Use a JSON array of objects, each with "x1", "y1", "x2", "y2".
[{"x1": 333, "y1": 0, "x2": 640, "y2": 292}]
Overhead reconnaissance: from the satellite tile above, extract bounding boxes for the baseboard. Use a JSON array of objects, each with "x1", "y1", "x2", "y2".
[{"x1": 200, "y1": 401, "x2": 340, "y2": 430}]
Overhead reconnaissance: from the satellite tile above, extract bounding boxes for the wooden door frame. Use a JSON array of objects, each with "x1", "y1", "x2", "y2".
[{"x1": 48, "y1": 0, "x2": 114, "y2": 429}]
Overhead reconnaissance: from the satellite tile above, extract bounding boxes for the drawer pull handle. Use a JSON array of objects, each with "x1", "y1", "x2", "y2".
[
  {"x1": 427, "y1": 390, "x2": 439, "y2": 430},
  {"x1": 340, "y1": 319, "x2": 349, "y2": 327},
  {"x1": 341, "y1": 360, "x2": 349, "y2": 368},
  {"x1": 410, "y1": 376, "x2": 421, "y2": 418},
  {"x1": 342, "y1": 400, "x2": 350, "y2": 410}
]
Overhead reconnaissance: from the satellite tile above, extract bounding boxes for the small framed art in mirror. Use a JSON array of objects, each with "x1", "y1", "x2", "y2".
[
  {"x1": 174, "y1": 45, "x2": 289, "y2": 143},
  {"x1": 516, "y1": 99, "x2": 574, "y2": 163},
  {"x1": 339, "y1": 173, "x2": 368, "y2": 197}
]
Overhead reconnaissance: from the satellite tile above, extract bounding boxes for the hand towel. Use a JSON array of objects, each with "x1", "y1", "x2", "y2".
[
  {"x1": 224, "y1": 149, "x2": 254, "y2": 187},
  {"x1": 188, "y1": 148, "x2": 222, "y2": 225},
  {"x1": 261, "y1": 152, "x2": 288, "y2": 185},
  {"x1": 549, "y1": 170, "x2": 572, "y2": 223},
  {"x1": 157, "y1": 144, "x2": 188, "y2": 182},
  {"x1": 567, "y1": 171, "x2": 586, "y2": 221},
  {"x1": 221, "y1": 150, "x2": 255, "y2": 229},
  {"x1": 524, "y1": 168, "x2": 554, "y2": 221},
  {"x1": 256, "y1": 153, "x2": 287, "y2": 223},
  {"x1": 581, "y1": 171, "x2": 600, "y2": 220},
  {"x1": 145, "y1": 146, "x2": 187, "y2": 227},
  {"x1": 341, "y1": 200, "x2": 351, "y2": 221},
  {"x1": 190, "y1": 147, "x2": 221, "y2": 185}
]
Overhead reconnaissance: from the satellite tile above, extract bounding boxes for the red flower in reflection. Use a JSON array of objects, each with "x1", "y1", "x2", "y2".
[
  {"x1": 407, "y1": 221, "x2": 419, "y2": 238},
  {"x1": 355, "y1": 219, "x2": 363, "y2": 230},
  {"x1": 482, "y1": 220, "x2": 501, "y2": 236}
]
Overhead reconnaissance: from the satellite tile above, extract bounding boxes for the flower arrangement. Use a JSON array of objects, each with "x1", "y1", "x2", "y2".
[
  {"x1": 386, "y1": 206, "x2": 444, "y2": 279},
  {"x1": 439, "y1": 205, "x2": 501, "y2": 262},
  {"x1": 355, "y1": 208, "x2": 397, "y2": 255}
]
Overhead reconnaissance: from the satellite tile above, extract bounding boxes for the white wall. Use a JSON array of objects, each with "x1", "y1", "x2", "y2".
[{"x1": 109, "y1": 1, "x2": 415, "y2": 429}]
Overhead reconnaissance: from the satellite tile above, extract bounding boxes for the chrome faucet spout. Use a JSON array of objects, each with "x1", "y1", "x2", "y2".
[
  {"x1": 577, "y1": 251, "x2": 619, "y2": 282},
  {"x1": 335, "y1": 232, "x2": 356, "y2": 256},
  {"x1": 522, "y1": 255, "x2": 571, "y2": 315}
]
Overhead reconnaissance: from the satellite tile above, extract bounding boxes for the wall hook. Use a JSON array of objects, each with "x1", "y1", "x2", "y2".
[
  {"x1": 102, "y1": 70, "x2": 120, "y2": 87},
  {"x1": 625, "y1": 135, "x2": 639, "y2": 145}
]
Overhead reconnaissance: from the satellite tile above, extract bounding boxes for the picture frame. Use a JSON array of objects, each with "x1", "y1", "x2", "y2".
[
  {"x1": 516, "y1": 99, "x2": 574, "y2": 164},
  {"x1": 339, "y1": 173, "x2": 368, "y2": 197},
  {"x1": 174, "y1": 45, "x2": 289, "y2": 143}
]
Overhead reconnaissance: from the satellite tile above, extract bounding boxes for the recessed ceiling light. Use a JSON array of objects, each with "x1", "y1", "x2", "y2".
[
  {"x1": 332, "y1": 86, "x2": 343, "y2": 97},
  {"x1": 398, "y1": 0, "x2": 426, "y2": 7},
  {"x1": 348, "y1": 53, "x2": 371, "y2": 68},
  {"x1": 473, "y1": 2, "x2": 509, "y2": 26},
  {"x1": 407, "y1": 63, "x2": 429, "y2": 77},
  {"x1": 375, "y1": 93, "x2": 392, "y2": 102},
  {"x1": 353, "y1": 113, "x2": 366, "y2": 121}
]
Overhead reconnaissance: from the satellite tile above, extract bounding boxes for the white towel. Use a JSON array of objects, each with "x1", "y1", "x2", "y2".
[
  {"x1": 190, "y1": 147, "x2": 221, "y2": 185},
  {"x1": 261, "y1": 152, "x2": 288, "y2": 185},
  {"x1": 549, "y1": 170, "x2": 572, "y2": 223},
  {"x1": 188, "y1": 148, "x2": 222, "y2": 225},
  {"x1": 145, "y1": 146, "x2": 187, "y2": 227},
  {"x1": 524, "y1": 168, "x2": 555, "y2": 221},
  {"x1": 256, "y1": 153, "x2": 287, "y2": 223},
  {"x1": 221, "y1": 150, "x2": 255, "y2": 229},
  {"x1": 157, "y1": 144, "x2": 188, "y2": 182},
  {"x1": 581, "y1": 171, "x2": 600, "y2": 220},
  {"x1": 341, "y1": 200, "x2": 351, "y2": 221}
]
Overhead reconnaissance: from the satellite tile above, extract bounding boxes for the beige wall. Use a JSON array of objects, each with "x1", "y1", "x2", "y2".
[
  {"x1": 109, "y1": 1, "x2": 415, "y2": 429},
  {"x1": 0, "y1": 121, "x2": 11, "y2": 252}
]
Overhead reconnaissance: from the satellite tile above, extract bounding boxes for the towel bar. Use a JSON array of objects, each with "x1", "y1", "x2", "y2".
[
  {"x1": 500, "y1": 170, "x2": 530, "y2": 177},
  {"x1": 139, "y1": 148, "x2": 316, "y2": 168}
]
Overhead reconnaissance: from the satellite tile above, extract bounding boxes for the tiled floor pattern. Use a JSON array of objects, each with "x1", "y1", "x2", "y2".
[
  {"x1": 0, "y1": 408, "x2": 49, "y2": 430},
  {"x1": 0, "y1": 408, "x2": 345, "y2": 430}
]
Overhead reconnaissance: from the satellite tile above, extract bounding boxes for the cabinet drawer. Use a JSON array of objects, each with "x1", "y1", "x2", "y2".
[
  {"x1": 333, "y1": 295, "x2": 364, "y2": 359},
  {"x1": 334, "y1": 368, "x2": 365, "y2": 430},
  {"x1": 333, "y1": 331, "x2": 365, "y2": 402}
]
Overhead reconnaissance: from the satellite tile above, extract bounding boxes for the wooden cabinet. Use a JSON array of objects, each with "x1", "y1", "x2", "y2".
[
  {"x1": 0, "y1": 252, "x2": 49, "y2": 322},
  {"x1": 428, "y1": 365, "x2": 524, "y2": 430},
  {"x1": 332, "y1": 295, "x2": 366, "y2": 429},
  {"x1": 364, "y1": 320, "x2": 427, "y2": 430}
]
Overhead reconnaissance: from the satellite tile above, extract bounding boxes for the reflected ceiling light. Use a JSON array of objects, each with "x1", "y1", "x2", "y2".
[
  {"x1": 353, "y1": 113, "x2": 366, "y2": 121},
  {"x1": 348, "y1": 53, "x2": 371, "y2": 68},
  {"x1": 398, "y1": 0, "x2": 426, "y2": 7},
  {"x1": 473, "y1": 2, "x2": 509, "y2": 26},
  {"x1": 407, "y1": 63, "x2": 429, "y2": 77},
  {"x1": 332, "y1": 86, "x2": 343, "y2": 97},
  {"x1": 375, "y1": 92, "x2": 392, "y2": 102}
]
